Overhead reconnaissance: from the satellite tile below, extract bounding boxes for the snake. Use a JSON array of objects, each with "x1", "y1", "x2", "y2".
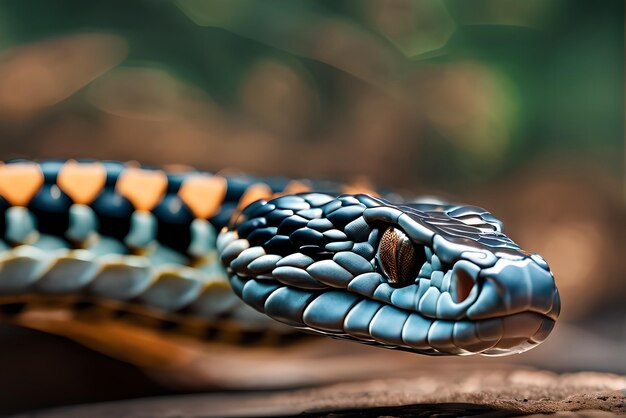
[{"x1": 0, "y1": 159, "x2": 560, "y2": 357}]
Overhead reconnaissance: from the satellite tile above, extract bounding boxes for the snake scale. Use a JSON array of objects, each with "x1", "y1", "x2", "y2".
[{"x1": 0, "y1": 159, "x2": 560, "y2": 357}]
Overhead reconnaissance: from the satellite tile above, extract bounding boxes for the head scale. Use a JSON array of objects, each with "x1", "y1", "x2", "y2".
[{"x1": 218, "y1": 193, "x2": 560, "y2": 356}]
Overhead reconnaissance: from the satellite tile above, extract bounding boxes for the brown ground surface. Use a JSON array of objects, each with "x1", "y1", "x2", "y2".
[
  {"x1": 1, "y1": 320, "x2": 624, "y2": 417},
  {"x1": 9, "y1": 367, "x2": 625, "y2": 418}
]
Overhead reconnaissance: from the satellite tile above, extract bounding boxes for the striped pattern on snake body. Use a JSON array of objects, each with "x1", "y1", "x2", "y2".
[
  {"x1": 0, "y1": 159, "x2": 560, "y2": 356},
  {"x1": 0, "y1": 159, "x2": 345, "y2": 339}
]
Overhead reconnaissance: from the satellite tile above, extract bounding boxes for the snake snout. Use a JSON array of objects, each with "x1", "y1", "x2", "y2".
[{"x1": 466, "y1": 257, "x2": 560, "y2": 321}]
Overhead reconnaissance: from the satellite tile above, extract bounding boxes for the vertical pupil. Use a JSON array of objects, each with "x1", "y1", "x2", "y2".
[{"x1": 396, "y1": 238, "x2": 417, "y2": 281}]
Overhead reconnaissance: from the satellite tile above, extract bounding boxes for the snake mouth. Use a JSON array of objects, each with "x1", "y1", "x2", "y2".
[{"x1": 219, "y1": 227, "x2": 558, "y2": 356}]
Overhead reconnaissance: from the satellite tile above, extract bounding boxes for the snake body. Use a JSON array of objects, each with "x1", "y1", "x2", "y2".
[{"x1": 0, "y1": 159, "x2": 560, "y2": 356}]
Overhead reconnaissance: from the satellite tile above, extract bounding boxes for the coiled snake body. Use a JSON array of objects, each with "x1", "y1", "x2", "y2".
[{"x1": 0, "y1": 160, "x2": 560, "y2": 356}]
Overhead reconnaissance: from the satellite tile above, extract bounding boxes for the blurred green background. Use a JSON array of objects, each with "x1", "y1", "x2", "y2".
[
  {"x1": 0, "y1": 1, "x2": 622, "y2": 185},
  {"x1": 0, "y1": 0, "x2": 623, "y2": 414}
]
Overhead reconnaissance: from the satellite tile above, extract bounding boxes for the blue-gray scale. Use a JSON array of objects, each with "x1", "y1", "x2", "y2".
[{"x1": 223, "y1": 189, "x2": 559, "y2": 356}]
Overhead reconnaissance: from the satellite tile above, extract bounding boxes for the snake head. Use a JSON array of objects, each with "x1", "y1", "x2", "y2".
[{"x1": 219, "y1": 193, "x2": 560, "y2": 356}]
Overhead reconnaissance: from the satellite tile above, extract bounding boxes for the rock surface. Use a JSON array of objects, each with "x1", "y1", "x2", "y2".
[{"x1": 10, "y1": 367, "x2": 625, "y2": 417}]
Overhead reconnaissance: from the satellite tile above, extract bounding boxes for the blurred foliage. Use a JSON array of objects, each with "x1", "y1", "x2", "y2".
[{"x1": 0, "y1": 0, "x2": 621, "y2": 186}]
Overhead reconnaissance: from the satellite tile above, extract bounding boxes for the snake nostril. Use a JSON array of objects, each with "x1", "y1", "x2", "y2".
[{"x1": 453, "y1": 268, "x2": 475, "y2": 303}]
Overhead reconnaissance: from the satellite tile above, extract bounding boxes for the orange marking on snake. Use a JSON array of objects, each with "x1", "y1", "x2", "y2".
[
  {"x1": 178, "y1": 175, "x2": 227, "y2": 219},
  {"x1": 238, "y1": 183, "x2": 273, "y2": 210},
  {"x1": 229, "y1": 183, "x2": 274, "y2": 225},
  {"x1": 0, "y1": 162, "x2": 44, "y2": 206},
  {"x1": 57, "y1": 160, "x2": 107, "y2": 204},
  {"x1": 281, "y1": 180, "x2": 311, "y2": 195},
  {"x1": 341, "y1": 178, "x2": 380, "y2": 197},
  {"x1": 116, "y1": 167, "x2": 167, "y2": 211}
]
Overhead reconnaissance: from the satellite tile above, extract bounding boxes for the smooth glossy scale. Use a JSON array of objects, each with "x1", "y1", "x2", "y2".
[{"x1": 153, "y1": 194, "x2": 194, "y2": 254}]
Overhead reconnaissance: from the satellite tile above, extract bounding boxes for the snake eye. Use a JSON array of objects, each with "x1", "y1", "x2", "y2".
[{"x1": 377, "y1": 227, "x2": 426, "y2": 286}]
